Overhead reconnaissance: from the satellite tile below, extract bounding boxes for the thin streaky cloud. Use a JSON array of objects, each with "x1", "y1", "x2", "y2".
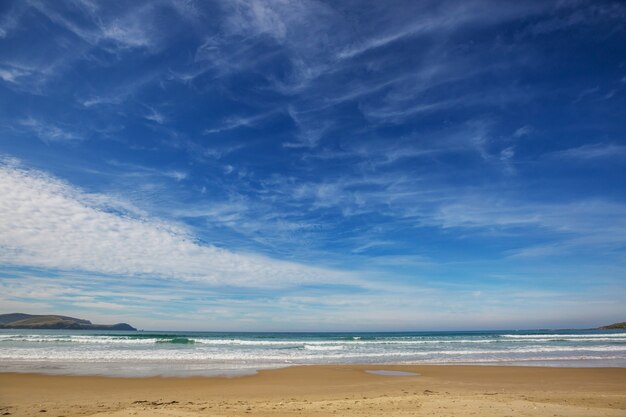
[{"x1": 551, "y1": 143, "x2": 626, "y2": 160}]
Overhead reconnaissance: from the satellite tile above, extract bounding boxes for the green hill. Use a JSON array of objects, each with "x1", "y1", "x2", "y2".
[
  {"x1": 598, "y1": 322, "x2": 626, "y2": 330},
  {"x1": 0, "y1": 313, "x2": 34, "y2": 324},
  {"x1": 0, "y1": 313, "x2": 136, "y2": 331}
]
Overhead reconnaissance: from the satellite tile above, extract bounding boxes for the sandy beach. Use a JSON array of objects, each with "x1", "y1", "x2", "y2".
[{"x1": 1, "y1": 365, "x2": 625, "y2": 416}]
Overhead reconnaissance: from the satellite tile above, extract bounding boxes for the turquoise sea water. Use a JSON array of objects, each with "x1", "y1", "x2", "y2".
[{"x1": 1, "y1": 329, "x2": 625, "y2": 376}]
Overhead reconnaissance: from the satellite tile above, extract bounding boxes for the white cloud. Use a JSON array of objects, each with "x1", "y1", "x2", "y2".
[
  {"x1": 282, "y1": 107, "x2": 332, "y2": 148},
  {"x1": 192, "y1": 0, "x2": 343, "y2": 91},
  {"x1": 17, "y1": 118, "x2": 80, "y2": 143},
  {"x1": 29, "y1": 1, "x2": 157, "y2": 51},
  {"x1": 203, "y1": 110, "x2": 278, "y2": 134},
  {"x1": 144, "y1": 107, "x2": 166, "y2": 124},
  {"x1": 0, "y1": 65, "x2": 32, "y2": 84},
  {"x1": 0, "y1": 162, "x2": 355, "y2": 288},
  {"x1": 175, "y1": 0, "x2": 545, "y2": 149},
  {"x1": 336, "y1": 1, "x2": 546, "y2": 60},
  {"x1": 552, "y1": 143, "x2": 626, "y2": 160},
  {"x1": 512, "y1": 125, "x2": 532, "y2": 138},
  {"x1": 163, "y1": 170, "x2": 188, "y2": 181},
  {"x1": 430, "y1": 198, "x2": 626, "y2": 255},
  {"x1": 0, "y1": 1, "x2": 28, "y2": 39},
  {"x1": 224, "y1": 0, "x2": 334, "y2": 43},
  {"x1": 100, "y1": 19, "x2": 152, "y2": 49},
  {"x1": 79, "y1": 71, "x2": 160, "y2": 108},
  {"x1": 80, "y1": 96, "x2": 114, "y2": 108},
  {"x1": 72, "y1": 301, "x2": 128, "y2": 310},
  {"x1": 0, "y1": 1, "x2": 188, "y2": 90},
  {"x1": 361, "y1": 86, "x2": 532, "y2": 124}
]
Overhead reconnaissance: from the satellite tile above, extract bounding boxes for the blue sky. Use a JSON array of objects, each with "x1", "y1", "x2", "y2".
[{"x1": 0, "y1": 0, "x2": 625, "y2": 331}]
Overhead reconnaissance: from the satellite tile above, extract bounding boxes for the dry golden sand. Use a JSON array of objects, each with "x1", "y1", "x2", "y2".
[{"x1": 1, "y1": 365, "x2": 625, "y2": 416}]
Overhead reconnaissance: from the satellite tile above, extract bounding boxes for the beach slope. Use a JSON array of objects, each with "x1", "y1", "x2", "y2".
[{"x1": 1, "y1": 365, "x2": 625, "y2": 416}]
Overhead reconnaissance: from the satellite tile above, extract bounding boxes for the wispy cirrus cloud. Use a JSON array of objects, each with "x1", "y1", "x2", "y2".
[
  {"x1": 0, "y1": 0, "x2": 200, "y2": 91},
  {"x1": 0, "y1": 64, "x2": 34, "y2": 84},
  {"x1": 184, "y1": 0, "x2": 548, "y2": 148},
  {"x1": 143, "y1": 106, "x2": 166, "y2": 124},
  {"x1": 551, "y1": 143, "x2": 626, "y2": 160},
  {"x1": 28, "y1": 0, "x2": 161, "y2": 52},
  {"x1": 336, "y1": 1, "x2": 545, "y2": 60},
  {"x1": 17, "y1": 117, "x2": 81, "y2": 143},
  {"x1": 203, "y1": 110, "x2": 281, "y2": 134}
]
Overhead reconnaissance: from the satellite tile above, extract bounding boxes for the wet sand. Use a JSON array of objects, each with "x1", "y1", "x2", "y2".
[{"x1": 1, "y1": 365, "x2": 625, "y2": 416}]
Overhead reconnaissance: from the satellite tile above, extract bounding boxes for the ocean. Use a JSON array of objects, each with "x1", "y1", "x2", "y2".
[{"x1": 1, "y1": 329, "x2": 625, "y2": 377}]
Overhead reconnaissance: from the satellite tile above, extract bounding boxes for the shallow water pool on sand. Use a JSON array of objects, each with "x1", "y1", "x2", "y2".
[{"x1": 366, "y1": 370, "x2": 419, "y2": 376}]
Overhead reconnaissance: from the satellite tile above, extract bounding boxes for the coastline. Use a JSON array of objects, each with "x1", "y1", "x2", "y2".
[
  {"x1": 2, "y1": 365, "x2": 625, "y2": 416},
  {"x1": 3, "y1": 328, "x2": 625, "y2": 377}
]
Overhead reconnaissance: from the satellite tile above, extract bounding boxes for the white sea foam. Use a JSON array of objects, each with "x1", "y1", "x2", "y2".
[
  {"x1": 8, "y1": 335, "x2": 624, "y2": 345},
  {"x1": 501, "y1": 334, "x2": 626, "y2": 339},
  {"x1": 303, "y1": 344, "x2": 344, "y2": 351},
  {"x1": 2, "y1": 344, "x2": 624, "y2": 362},
  {"x1": 0, "y1": 335, "x2": 158, "y2": 344}
]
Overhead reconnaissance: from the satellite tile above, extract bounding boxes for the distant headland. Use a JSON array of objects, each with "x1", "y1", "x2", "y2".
[
  {"x1": 0, "y1": 313, "x2": 136, "y2": 331},
  {"x1": 598, "y1": 322, "x2": 626, "y2": 330}
]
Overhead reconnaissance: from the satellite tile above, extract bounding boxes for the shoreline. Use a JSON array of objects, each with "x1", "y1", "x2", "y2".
[
  {"x1": 3, "y1": 358, "x2": 626, "y2": 379},
  {"x1": 2, "y1": 365, "x2": 625, "y2": 416},
  {"x1": 4, "y1": 329, "x2": 624, "y2": 377}
]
